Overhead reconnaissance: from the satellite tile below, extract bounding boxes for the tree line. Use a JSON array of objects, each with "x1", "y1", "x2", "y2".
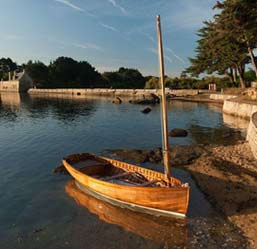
[
  {"x1": 0, "y1": 57, "x2": 145, "y2": 89},
  {"x1": 187, "y1": 0, "x2": 257, "y2": 88}
]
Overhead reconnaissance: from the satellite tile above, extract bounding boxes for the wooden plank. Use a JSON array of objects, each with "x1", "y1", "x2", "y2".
[{"x1": 102, "y1": 171, "x2": 133, "y2": 181}]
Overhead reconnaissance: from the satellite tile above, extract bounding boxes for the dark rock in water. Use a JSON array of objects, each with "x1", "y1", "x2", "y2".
[
  {"x1": 112, "y1": 97, "x2": 122, "y2": 104},
  {"x1": 53, "y1": 165, "x2": 68, "y2": 174},
  {"x1": 148, "y1": 147, "x2": 163, "y2": 163},
  {"x1": 166, "y1": 93, "x2": 176, "y2": 100},
  {"x1": 150, "y1": 93, "x2": 160, "y2": 103},
  {"x1": 106, "y1": 145, "x2": 206, "y2": 166},
  {"x1": 169, "y1": 128, "x2": 188, "y2": 137},
  {"x1": 105, "y1": 149, "x2": 149, "y2": 164},
  {"x1": 129, "y1": 94, "x2": 160, "y2": 105},
  {"x1": 141, "y1": 107, "x2": 152, "y2": 114},
  {"x1": 170, "y1": 145, "x2": 206, "y2": 166},
  {"x1": 33, "y1": 228, "x2": 44, "y2": 234}
]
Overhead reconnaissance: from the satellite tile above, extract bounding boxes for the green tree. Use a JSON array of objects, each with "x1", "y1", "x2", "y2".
[
  {"x1": 102, "y1": 67, "x2": 145, "y2": 89},
  {"x1": 23, "y1": 60, "x2": 49, "y2": 88},
  {"x1": 0, "y1": 57, "x2": 17, "y2": 80},
  {"x1": 48, "y1": 57, "x2": 103, "y2": 88},
  {"x1": 213, "y1": 0, "x2": 257, "y2": 77},
  {"x1": 145, "y1": 76, "x2": 159, "y2": 89}
]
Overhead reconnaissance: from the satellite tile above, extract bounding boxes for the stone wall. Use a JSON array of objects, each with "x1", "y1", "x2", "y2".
[
  {"x1": 247, "y1": 112, "x2": 257, "y2": 159},
  {"x1": 209, "y1": 94, "x2": 237, "y2": 101},
  {"x1": 28, "y1": 88, "x2": 200, "y2": 97},
  {"x1": 0, "y1": 80, "x2": 19, "y2": 92},
  {"x1": 223, "y1": 100, "x2": 257, "y2": 119}
]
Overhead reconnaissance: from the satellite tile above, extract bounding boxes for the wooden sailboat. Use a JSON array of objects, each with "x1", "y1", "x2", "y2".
[{"x1": 62, "y1": 15, "x2": 190, "y2": 218}]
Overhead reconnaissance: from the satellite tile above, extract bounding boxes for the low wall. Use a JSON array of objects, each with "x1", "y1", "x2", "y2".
[
  {"x1": 28, "y1": 88, "x2": 200, "y2": 97},
  {"x1": 223, "y1": 100, "x2": 257, "y2": 119},
  {"x1": 0, "y1": 80, "x2": 19, "y2": 92},
  {"x1": 210, "y1": 94, "x2": 237, "y2": 101},
  {"x1": 247, "y1": 112, "x2": 257, "y2": 159}
]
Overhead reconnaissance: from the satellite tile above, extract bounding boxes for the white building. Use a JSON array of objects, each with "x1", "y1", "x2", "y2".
[{"x1": 0, "y1": 70, "x2": 33, "y2": 92}]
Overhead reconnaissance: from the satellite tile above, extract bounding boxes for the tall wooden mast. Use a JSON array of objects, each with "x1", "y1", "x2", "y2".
[{"x1": 157, "y1": 15, "x2": 171, "y2": 178}]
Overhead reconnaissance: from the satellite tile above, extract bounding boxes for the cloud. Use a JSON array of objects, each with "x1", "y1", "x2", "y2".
[
  {"x1": 54, "y1": 0, "x2": 84, "y2": 12},
  {"x1": 164, "y1": 55, "x2": 173, "y2": 64},
  {"x1": 73, "y1": 43, "x2": 101, "y2": 50},
  {"x1": 107, "y1": 0, "x2": 128, "y2": 15},
  {"x1": 166, "y1": 48, "x2": 185, "y2": 64},
  {"x1": 140, "y1": 31, "x2": 156, "y2": 44},
  {"x1": 148, "y1": 48, "x2": 173, "y2": 64},
  {"x1": 99, "y1": 22, "x2": 119, "y2": 32}
]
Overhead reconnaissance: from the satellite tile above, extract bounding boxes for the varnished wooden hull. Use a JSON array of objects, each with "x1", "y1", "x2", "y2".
[{"x1": 63, "y1": 153, "x2": 189, "y2": 217}]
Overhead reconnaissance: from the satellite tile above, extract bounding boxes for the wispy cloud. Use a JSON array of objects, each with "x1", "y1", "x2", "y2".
[
  {"x1": 148, "y1": 48, "x2": 173, "y2": 64},
  {"x1": 73, "y1": 43, "x2": 101, "y2": 50},
  {"x1": 164, "y1": 55, "x2": 173, "y2": 64},
  {"x1": 166, "y1": 48, "x2": 185, "y2": 64},
  {"x1": 54, "y1": 0, "x2": 85, "y2": 12},
  {"x1": 107, "y1": 0, "x2": 128, "y2": 15},
  {"x1": 54, "y1": 0, "x2": 97, "y2": 17},
  {"x1": 140, "y1": 31, "x2": 156, "y2": 44},
  {"x1": 99, "y1": 22, "x2": 119, "y2": 32}
]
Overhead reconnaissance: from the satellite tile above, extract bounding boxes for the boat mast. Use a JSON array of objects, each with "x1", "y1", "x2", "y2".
[{"x1": 157, "y1": 15, "x2": 171, "y2": 178}]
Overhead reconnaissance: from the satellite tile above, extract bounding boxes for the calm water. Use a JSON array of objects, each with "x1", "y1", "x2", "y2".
[{"x1": 0, "y1": 93, "x2": 249, "y2": 249}]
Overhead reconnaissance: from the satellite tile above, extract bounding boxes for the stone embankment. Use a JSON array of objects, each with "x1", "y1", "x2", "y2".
[
  {"x1": 209, "y1": 93, "x2": 237, "y2": 101},
  {"x1": 221, "y1": 98, "x2": 257, "y2": 160},
  {"x1": 28, "y1": 88, "x2": 202, "y2": 97},
  {"x1": 247, "y1": 112, "x2": 257, "y2": 159},
  {"x1": 223, "y1": 99, "x2": 257, "y2": 119}
]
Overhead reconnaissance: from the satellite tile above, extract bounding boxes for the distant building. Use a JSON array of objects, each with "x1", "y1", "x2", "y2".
[
  {"x1": 0, "y1": 70, "x2": 33, "y2": 92},
  {"x1": 208, "y1": 83, "x2": 217, "y2": 91}
]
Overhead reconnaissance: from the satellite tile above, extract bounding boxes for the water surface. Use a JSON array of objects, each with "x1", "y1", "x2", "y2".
[{"x1": 0, "y1": 93, "x2": 249, "y2": 248}]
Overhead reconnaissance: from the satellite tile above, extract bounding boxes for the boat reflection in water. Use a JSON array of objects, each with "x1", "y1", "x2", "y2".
[{"x1": 65, "y1": 180, "x2": 188, "y2": 248}]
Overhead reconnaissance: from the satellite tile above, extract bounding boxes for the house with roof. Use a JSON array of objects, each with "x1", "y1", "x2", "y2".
[{"x1": 0, "y1": 70, "x2": 33, "y2": 92}]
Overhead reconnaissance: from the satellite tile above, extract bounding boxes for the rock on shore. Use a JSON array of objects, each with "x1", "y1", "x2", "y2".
[{"x1": 129, "y1": 93, "x2": 160, "y2": 105}]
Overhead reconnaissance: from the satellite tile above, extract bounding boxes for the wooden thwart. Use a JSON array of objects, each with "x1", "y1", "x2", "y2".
[{"x1": 102, "y1": 171, "x2": 133, "y2": 181}]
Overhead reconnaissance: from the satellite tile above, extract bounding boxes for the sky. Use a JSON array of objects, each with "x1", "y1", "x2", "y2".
[{"x1": 0, "y1": 0, "x2": 217, "y2": 76}]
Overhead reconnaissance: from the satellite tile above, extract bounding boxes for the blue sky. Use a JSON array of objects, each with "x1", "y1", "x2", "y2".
[{"x1": 0, "y1": 0, "x2": 216, "y2": 76}]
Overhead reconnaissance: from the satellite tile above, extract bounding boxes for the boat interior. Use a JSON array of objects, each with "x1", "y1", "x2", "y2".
[{"x1": 65, "y1": 154, "x2": 170, "y2": 188}]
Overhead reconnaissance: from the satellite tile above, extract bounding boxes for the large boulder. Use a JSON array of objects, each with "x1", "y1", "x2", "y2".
[
  {"x1": 112, "y1": 97, "x2": 122, "y2": 104},
  {"x1": 129, "y1": 94, "x2": 160, "y2": 105},
  {"x1": 169, "y1": 128, "x2": 188, "y2": 137}
]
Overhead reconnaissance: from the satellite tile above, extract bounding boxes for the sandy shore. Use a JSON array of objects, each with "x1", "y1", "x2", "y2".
[{"x1": 185, "y1": 142, "x2": 257, "y2": 248}]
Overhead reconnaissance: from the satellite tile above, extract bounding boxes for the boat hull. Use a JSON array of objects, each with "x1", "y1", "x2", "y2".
[
  {"x1": 63, "y1": 153, "x2": 189, "y2": 217},
  {"x1": 75, "y1": 181, "x2": 186, "y2": 218}
]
